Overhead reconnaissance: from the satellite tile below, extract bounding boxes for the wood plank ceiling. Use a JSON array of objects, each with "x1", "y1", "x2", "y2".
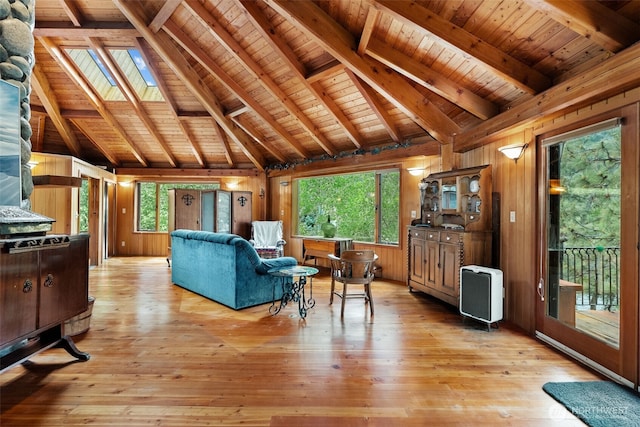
[{"x1": 29, "y1": 0, "x2": 640, "y2": 173}]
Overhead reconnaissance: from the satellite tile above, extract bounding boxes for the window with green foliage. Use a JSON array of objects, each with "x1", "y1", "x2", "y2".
[
  {"x1": 136, "y1": 182, "x2": 220, "y2": 232},
  {"x1": 296, "y1": 170, "x2": 400, "y2": 244},
  {"x1": 79, "y1": 178, "x2": 89, "y2": 232}
]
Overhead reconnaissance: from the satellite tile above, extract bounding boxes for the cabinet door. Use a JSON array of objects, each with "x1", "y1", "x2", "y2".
[
  {"x1": 39, "y1": 237, "x2": 89, "y2": 328},
  {"x1": 425, "y1": 240, "x2": 440, "y2": 288},
  {"x1": 174, "y1": 189, "x2": 201, "y2": 230},
  {"x1": 439, "y1": 243, "x2": 461, "y2": 299},
  {"x1": 215, "y1": 190, "x2": 231, "y2": 233},
  {"x1": 0, "y1": 251, "x2": 38, "y2": 346},
  {"x1": 232, "y1": 191, "x2": 252, "y2": 239},
  {"x1": 409, "y1": 237, "x2": 426, "y2": 285},
  {"x1": 200, "y1": 191, "x2": 215, "y2": 232}
]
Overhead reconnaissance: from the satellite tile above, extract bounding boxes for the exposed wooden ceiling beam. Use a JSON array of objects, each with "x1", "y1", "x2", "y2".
[
  {"x1": 214, "y1": 122, "x2": 236, "y2": 168},
  {"x1": 31, "y1": 64, "x2": 83, "y2": 157},
  {"x1": 88, "y1": 37, "x2": 177, "y2": 167},
  {"x1": 240, "y1": 0, "x2": 363, "y2": 149},
  {"x1": 267, "y1": 0, "x2": 460, "y2": 145},
  {"x1": 357, "y1": 6, "x2": 378, "y2": 56},
  {"x1": 134, "y1": 37, "x2": 206, "y2": 168},
  {"x1": 58, "y1": 0, "x2": 84, "y2": 26},
  {"x1": 115, "y1": 168, "x2": 260, "y2": 177},
  {"x1": 306, "y1": 60, "x2": 343, "y2": 84},
  {"x1": 231, "y1": 115, "x2": 288, "y2": 163},
  {"x1": 455, "y1": 42, "x2": 640, "y2": 151},
  {"x1": 162, "y1": 19, "x2": 312, "y2": 160},
  {"x1": 148, "y1": 0, "x2": 183, "y2": 33},
  {"x1": 366, "y1": 37, "x2": 498, "y2": 120},
  {"x1": 523, "y1": 0, "x2": 640, "y2": 53},
  {"x1": 345, "y1": 69, "x2": 402, "y2": 143},
  {"x1": 33, "y1": 21, "x2": 138, "y2": 38},
  {"x1": 112, "y1": 0, "x2": 267, "y2": 170},
  {"x1": 68, "y1": 119, "x2": 120, "y2": 166},
  {"x1": 183, "y1": 0, "x2": 338, "y2": 156},
  {"x1": 37, "y1": 36, "x2": 149, "y2": 166},
  {"x1": 373, "y1": 0, "x2": 551, "y2": 95}
]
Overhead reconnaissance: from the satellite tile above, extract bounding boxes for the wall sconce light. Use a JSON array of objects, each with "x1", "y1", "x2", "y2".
[
  {"x1": 280, "y1": 181, "x2": 290, "y2": 186},
  {"x1": 407, "y1": 167, "x2": 425, "y2": 176},
  {"x1": 118, "y1": 181, "x2": 132, "y2": 187},
  {"x1": 227, "y1": 181, "x2": 238, "y2": 189},
  {"x1": 27, "y1": 160, "x2": 39, "y2": 169},
  {"x1": 498, "y1": 143, "x2": 528, "y2": 162},
  {"x1": 259, "y1": 188, "x2": 265, "y2": 199}
]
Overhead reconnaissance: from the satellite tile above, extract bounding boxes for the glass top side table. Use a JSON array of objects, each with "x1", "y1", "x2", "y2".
[{"x1": 268, "y1": 266, "x2": 319, "y2": 319}]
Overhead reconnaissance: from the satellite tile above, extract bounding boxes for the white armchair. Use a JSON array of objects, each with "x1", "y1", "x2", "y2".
[{"x1": 249, "y1": 220, "x2": 286, "y2": 258}]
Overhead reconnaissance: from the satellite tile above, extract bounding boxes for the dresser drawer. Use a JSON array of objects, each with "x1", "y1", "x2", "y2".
[{"x1": 440, "y1": 231, "x2": 461, "y2": 243}]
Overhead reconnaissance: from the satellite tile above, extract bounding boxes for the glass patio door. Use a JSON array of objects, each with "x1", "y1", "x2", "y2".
[{"x1": 536, "y1": 114, "x2": 637, "y2": 387}]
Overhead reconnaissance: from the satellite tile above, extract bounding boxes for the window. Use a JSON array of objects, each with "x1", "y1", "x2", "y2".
[
  {"x1": 295, "y1": 170, "x2": 400, "y2": 244},
  {"x1": 136, "y1": 182, "x2": 220, "y2": 232}
]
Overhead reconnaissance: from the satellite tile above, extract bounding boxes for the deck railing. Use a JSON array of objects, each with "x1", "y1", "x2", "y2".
[{"x1": 560, "y1": 247, "x2": 620, "y2": 311}]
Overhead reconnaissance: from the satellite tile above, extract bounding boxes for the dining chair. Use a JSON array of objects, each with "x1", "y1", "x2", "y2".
[{"x1": 328, "y1": 249, "x2": 378, "y2": 317}]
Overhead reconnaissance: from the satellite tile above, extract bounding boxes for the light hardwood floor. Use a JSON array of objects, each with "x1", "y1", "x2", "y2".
[{"x1": 1, "y1": 257, "x2": 601, "y2": 426}]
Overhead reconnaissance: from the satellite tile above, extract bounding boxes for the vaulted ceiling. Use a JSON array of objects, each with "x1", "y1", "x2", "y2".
[{"x1": 30, "y1": 0, "x2": 640, "y2": 174}]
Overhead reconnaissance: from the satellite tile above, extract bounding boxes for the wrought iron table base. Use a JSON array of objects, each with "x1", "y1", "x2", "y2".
[{"x1": 270, "y1": 275, "x2": 315, "y2": 319}]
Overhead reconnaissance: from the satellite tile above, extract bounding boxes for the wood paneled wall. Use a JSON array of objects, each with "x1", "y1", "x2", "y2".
[
  {"x1": 32, "y1": 88, "x2": 640, "y2": 334},
  {"x1": 114, "y1": 174, "x2": 266, "y2": 257}
]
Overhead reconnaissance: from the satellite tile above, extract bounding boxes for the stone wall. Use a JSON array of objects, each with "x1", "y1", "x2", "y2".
[{"x1": 0, "y1": 0, "x2": 34, "y2": 209}]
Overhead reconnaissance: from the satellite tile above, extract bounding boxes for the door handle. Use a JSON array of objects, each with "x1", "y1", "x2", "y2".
[{"x1": 537, "y1": 278, "x2": 545, "y2": 301}]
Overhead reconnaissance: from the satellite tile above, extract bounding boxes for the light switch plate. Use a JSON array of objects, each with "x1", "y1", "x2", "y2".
[{"x1": 510, "y1": 211, "x2": 516, "y2": 222}]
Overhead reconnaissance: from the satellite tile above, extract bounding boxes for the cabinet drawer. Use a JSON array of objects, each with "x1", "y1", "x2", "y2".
[
  {"x1": 409, "y1": 229, "x2": 428, "y2": 240},
  {"x1": 440, "y1": 231, "x2": 461, "y2": 243}
]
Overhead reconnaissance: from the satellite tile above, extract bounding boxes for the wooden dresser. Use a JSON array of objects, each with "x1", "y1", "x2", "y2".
[{"x1": 0, "y1": 234, "x2": 90, "y2": 372}]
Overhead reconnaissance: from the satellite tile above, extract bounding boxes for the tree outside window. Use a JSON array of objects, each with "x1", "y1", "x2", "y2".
[{"x1": 296, "y1": 170, "x2": 399, "y2": 244}]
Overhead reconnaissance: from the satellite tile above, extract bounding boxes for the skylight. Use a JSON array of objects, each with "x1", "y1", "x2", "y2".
[
  {"x1": 65, "y1": 48, "x2": 163, "y2": 102},
  {"x1": 66, "y1": 48, "x2": 124, "y2": 101},
  {"x1": 110, "y1": 49, "x2": 164, "y2": 101}
]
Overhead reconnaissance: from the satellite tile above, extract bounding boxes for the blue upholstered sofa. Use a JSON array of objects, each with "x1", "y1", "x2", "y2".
[{"x1": 171, "y1": 230, "x2": 298, "y2": 309}]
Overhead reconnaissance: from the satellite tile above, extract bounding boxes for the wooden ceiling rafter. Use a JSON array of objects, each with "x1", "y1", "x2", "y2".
[
  {"x1": 372, "y1": 0, "x2": 551, "y2": 95},
  {"x1": 112, "y1": 0, "x2": 267, "y2": 170},
  {"x1": 183, "y1": 0, "x2": 339, "y2": 156},
  {"x1": 214, "y1": 122, "x2": 236, "y2": 168},
  {"x1": 162, "y1": 19, "x2": 312, "y2": 160},
  {"x1": 31, "y1": 64, "x2": 83, "y2": 157},
  {"x1": 344, "y1": 69, "x2": 402, "y2": 144},
  {"x1": 148, "y1": 0, "x2": 183, "y2": 33},
  {"x1": 32, "y1": 22, "x2": 139, "y2": 38},
  {"x1": 87, "y1": 37, "x2": 178, "y2": 167},
  {"x1": 58, "y1": 0, "x2": 84, "y2": 27},
  {"x1": 231, "y1": 115, "x2": 288, "y2": 163},
  {"x1": 365, "y1": 37, "x2": 499, "y2": 120},
  {"x1": 455, "y1": 42, "x2": 640, "y2": 151},
  {"x1": 68, "y1": 119, "x2": 120, "y2": 166},
  {"x1": 523, "y1": 0, "x2": 640, "y2": 53},
  {"x1": 133, "y1": 37, "x2": 206, "y2": 168},
  {"x1": 240, "y1": 0, "x2": 364, "y2": 150},
  {"x1": 267, "y1": 0, "x2": 460, "y2": 145},
  {"x1": 37, "y1": 36, "x2": 149, "y2": 167}
]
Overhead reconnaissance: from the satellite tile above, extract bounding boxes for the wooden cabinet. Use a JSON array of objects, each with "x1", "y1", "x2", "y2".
[
  {"x1": 418, "y1": 165, "x2": 492, "y2": 231},
  {"x1": 408, "y1": 227, "x2": 491, "y2": 306},
  {"x1": 0, "y1": 234, "x2": 90, "y2": 372},
  {"x1": 168, "y1": 189, "x2": 202, "y2": 233},
  {"x1": 231, "y1": 191, "x2": 252, "y2": 239},
  {"x1": 409, "y1": 165, "x2": 493, "y2": 307},
  {"x1": 169, "y1": 189, "x2": 252, "y2": 240}
]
